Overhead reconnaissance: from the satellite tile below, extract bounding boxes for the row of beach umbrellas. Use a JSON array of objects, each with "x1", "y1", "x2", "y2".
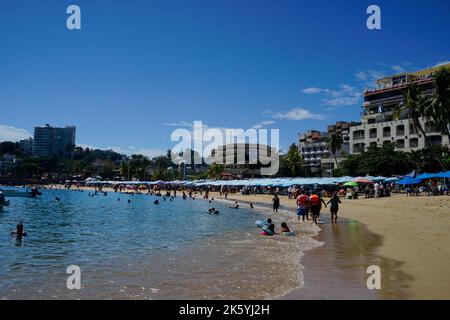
[{"x1": 81, "y1": 171, "x2": 449, "y2": 188}]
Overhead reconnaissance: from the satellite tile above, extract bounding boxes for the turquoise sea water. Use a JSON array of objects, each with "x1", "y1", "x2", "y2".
[{"x1": 0, "y1": 188, "x2": 318, "y2": 299}]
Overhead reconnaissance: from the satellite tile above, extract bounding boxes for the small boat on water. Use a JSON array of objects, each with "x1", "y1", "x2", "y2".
[
  {"x1": 0, "y1": 190, "x2": 33, "y2": 198},
  {"x1": 0, "y1": 191, "x2": 10, "y2": 206},
  {"x1": 0, "y1": 188, "x2": 41, "y2": 198}
]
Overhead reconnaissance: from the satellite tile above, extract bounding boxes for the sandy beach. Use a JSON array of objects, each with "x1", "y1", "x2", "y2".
[{"x1": 218, "y1": 192, "x2": 450, "y2": 299}]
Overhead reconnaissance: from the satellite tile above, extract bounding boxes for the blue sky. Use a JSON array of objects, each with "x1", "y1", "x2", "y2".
[{"x1": 1, "y1": 0, "x2": 449, "y2": 157}]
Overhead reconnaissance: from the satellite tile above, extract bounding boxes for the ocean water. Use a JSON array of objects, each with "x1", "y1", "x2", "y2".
[{"x1": 0, "y1": 188, "x2": 321, "y2": 300}]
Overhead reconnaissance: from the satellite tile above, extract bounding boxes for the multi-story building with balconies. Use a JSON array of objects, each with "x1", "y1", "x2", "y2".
[
  {"x1": 350, "y1": 63, "x2": 450, "y2": 154},
  {"x1": 298, "y1": 130, "x2": 329, "y2": 173}
]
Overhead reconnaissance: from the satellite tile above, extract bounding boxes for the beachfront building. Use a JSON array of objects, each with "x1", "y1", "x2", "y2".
[
  {"x1": 32, "y1": 124, "x2": 76, "y2": 158},
  {"x1": 320, "y1": 121, "x2": 359, "y2": 176},
  {"x1": 350, "y1": 64, "x2": 450, "y2": 154},
  {"x1": 209, "y1": 143, "x2": 278, "y2": 178},
  {"x1": 298, "y1": 130, "x2": 329, "y2": 174},
  {"x1": 19, "y1": 137, "x2": 33, "y2": 155}
]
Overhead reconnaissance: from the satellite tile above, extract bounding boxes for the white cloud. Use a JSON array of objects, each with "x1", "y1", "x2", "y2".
[
  {"x1": 302, "y1": 83, "x2": 362, "y2": 107},
  {"x1": 355, "y1": 70, "x2": 386, "y2": 83},
  {"x1": 272, "y1": 108, "x2": 323, "y2": 121},
  {"x1": 302, "y1": 87, "x2": 328, "y2": 94},
  {"x1": 391, "y1": 65, "x2": 405, "y2": 73},
  {"x1": 252, "y1": 120, "x2": 275, "y2": 129},
  {"x1": 163, "y1": 120, "x2": 194, "y2": 127},
  {"x1": 0, "y1": 125, "x2": 32, "y2": 142},
  {"x1": 324, "y1": 96, "x2": 361, "y2": 107}
]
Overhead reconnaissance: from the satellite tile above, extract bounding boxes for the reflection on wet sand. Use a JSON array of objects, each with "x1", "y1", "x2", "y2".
[{"x1": 282, "y1": 214, "x2": 413, "y2": 299}]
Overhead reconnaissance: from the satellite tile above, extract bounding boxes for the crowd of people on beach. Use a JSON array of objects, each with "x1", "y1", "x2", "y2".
[{"x1": 3, "y1": 173, "x2": 449, "y2": 242}]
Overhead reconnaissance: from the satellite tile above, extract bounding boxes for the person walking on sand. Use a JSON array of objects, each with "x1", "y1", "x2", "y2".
[
  {"x1": 272, "y1": 194, "x2": 280, "y2": 212},
  {"x1": 326, "y1": 192, "x2": 341, "y2": 223}
]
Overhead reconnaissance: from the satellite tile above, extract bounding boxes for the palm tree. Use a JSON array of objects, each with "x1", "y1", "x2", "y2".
[
  {"x1": 285, "y1": 143, "x2": 304, "y2": 177},
  {"x1": 328, "y1": 133, "x2": 343, "y2": 169},
  {"x1": 207, "y1": 163, "x2": 224, "y2": 179},
  {"x1": 394, "y1": 83, "x2": 429, "y2": 146},
  {"x1": 395, "y1": 83, "x2": 445, "y2": 170},
  {"x1": 424, "y1": 67, "x2": 450, "y2": 142},
  {"x1": 120, "y1": 161, "x2": 130, "y2": 180}
]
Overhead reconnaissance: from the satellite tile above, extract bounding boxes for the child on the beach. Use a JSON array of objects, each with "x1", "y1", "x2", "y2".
[
  {"x1": 272, "y1": 194, "x2": 280, "y2": 212},
  {"x1": 280, "y1": 222, "x2": 290, "y2": 233}
]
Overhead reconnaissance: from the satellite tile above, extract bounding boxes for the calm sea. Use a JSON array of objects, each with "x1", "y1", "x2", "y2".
[{"x1": 0, "y1": 188, "x2": 321, "y2": 299}]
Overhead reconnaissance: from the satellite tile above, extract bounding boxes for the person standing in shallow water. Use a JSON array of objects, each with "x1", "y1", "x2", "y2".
[
  {"x1": 272, "y1": 194, "x2": 280, "y2": 212},
  {"x1": 309, "y1": 192, "x2": 326, "y2": 224},
  {"x1": 326, "y1": 192, "x2": 341, "y2": 223}
]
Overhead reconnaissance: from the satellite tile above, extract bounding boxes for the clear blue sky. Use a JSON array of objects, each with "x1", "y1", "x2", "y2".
[{"x1": 1, "y1": 0, "x2": 449, "y2": 157}]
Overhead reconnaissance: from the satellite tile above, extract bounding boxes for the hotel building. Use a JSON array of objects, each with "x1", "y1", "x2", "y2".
[
  {"x1": 349, "y1": 64, "x2": 450, "y2": 154},
  {"x1": 32, "y1": 124, "x2": 76, "y2": 158},
  {"x1": 298, "y1": 130, "x2": 329, "y2": 174}
]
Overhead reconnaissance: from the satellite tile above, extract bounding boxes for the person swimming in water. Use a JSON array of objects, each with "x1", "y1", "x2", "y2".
[
  {"x1": 280, "y1": 222, "x2": 290, "y2": 233},
  {"x1": 261, "y1": 218, "x2": 275, "y2": 236},
  {"x1": 154, "y1": 200, "x2": 159, "y2": 205},
  {"x1": 208, "y1": 207, "x2": 219, "y2": 214},
  {"x1": 229, "y1": 201, "x2": 239, "y2": 209},
  {"x1": 266, "y1": 218, "x2": 275, "y2": 234},
  {"x1": 11, "y1": 222, "x2": 26, "y2": 238}
]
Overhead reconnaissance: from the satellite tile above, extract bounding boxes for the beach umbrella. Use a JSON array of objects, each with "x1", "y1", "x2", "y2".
[
  {"x1": 343, "y1": 181, "x2": 358, "y2": 187},
  {"x1": 415, "y1": 173, "x2": 438, "y2": 180},
  {"x1": 353, "y1": 177, "x2": 374, "y2": 184},
  {"x1": 384, "y1": 177, "x2": 400, "y2": 183},
  {"x1": 397, "y1": 177, "x2": 422, "y2": 185},
  {"x1": 436, "y1": 171, "x2": 450, "y2": 179}
]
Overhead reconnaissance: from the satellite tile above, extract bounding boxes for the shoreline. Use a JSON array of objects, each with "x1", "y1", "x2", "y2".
[
  {"x1": 210, "y1": 194, "x2": 398, "y2": 299},
  {"x1": 218, "y1": 192, "x2": 450, "y2": 299}
]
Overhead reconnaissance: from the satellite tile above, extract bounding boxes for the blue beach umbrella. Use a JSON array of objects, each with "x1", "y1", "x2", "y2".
[
  {"x1": 415, "y1": 173, "x2": 439, "y2": 180},
  {"x1": 397, "y1": 177, "x2": 423, "y2": 185},
  {"x1": 436, "y1": 171, "x2": 450, "y2": 179}
]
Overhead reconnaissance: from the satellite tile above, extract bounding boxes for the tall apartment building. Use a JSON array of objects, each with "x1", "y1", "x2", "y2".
[
  {"x1": 32, "y1": 124, "x2": 76, "y2": 158},
  {"x1": 350, "y1": 63, "x2": 450, "y2": 154},
  {"x1": 19, "y1": 137, "x2": 33, "y2": 155},
  {"x1": 298, "y1": 130, "x2": 329, "y2": 173}
]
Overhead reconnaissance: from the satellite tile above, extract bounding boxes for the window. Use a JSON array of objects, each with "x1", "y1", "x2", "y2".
[
  {"x1": 383, "y1": 127, "x2": 391, "y2": 137},
  {"x1": 353, "y1": 143, "x2": 365, "y2": 153},
  {"x1": 353, "y1": 130, "x2": 365, "y2": 140},
  {"x1": 396, "y1": 125, "x2": 405, "y2": 136},
  {"x1": 430, "y1": 136, "x2": 442, "y2": 146},
  {"x1": 409, "y1": 138, "x2": 419, "y2": 148},
  {"x1": 396, "y1": 139, "x2": 405, "y2": 149},
  {"x1": 369, "y1": 128, "x2": 377, "y2": 139}
]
